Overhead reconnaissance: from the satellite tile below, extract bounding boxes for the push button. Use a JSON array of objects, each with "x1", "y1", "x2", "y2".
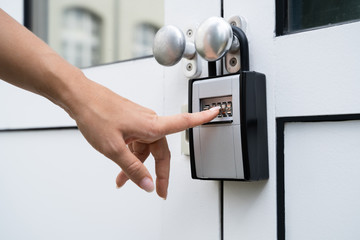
[
  {"x1": 227, "y1": 101, "x2": 232, "y2": 116},
  {"x1": 221, "y1": 102, "x2": 227, "y2": 116},
  {"x1": 216, "y1": 102, "x2": 222, "y2": 117},
  {"x1": 200, "y1": 95, "x2": 233, "y2": 123}
]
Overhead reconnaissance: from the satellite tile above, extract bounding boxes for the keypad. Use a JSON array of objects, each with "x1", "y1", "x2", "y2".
[{"x1": 200, "y1": 96, "x2": 233, "y2": 123}]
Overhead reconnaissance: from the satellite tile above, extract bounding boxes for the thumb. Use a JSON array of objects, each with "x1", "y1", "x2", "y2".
[{"x1": 114, "y1": 145, "x2": 154, "y2": 193}]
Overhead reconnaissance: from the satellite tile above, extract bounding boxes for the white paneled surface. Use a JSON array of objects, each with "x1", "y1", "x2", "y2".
[
  {"x1": 224, "y1": 0, "x2": 360, "y2": 239},
  {"x1": 223, "y1": 1, "x2": 277, "y2": 239},
  {"x1": 0, "y1": 0, "x2": 23, "y2": 23},
  {"x1": 4, "y1": 0, "x2": 360, "y2": 239},
  {"x1": 82, "y1": 58, "x2": 165, "y2": 116},
  {"x1": 275, "y1": 22, "x2": 360, "y2": 117},
  {"x1": 284, "y1": 121, "x2": 360, "y2": 239},
  {"x1": 224, "y1": 0, "x2": 360, "y2": 118},
  {"x1": 0, "y1": 81, "x2": 75, "y2": 129},
  {"x1": 0, "y1": 130, "x2": 162, "y2": 239},
  {"x1": 161, "y1": 1, "x2": 222, "y2": 239},
  {"x1": 0, "y1": 128, "x2": 220, "y2": 239},
  {"x1": 0, "y1": 0, "x2": 222, "y2": 239}
]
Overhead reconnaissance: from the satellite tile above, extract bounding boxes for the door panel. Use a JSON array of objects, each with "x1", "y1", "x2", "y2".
[
  {"x1": 0, "y1": 0, "x2": 222, "y2": 239},
  {"x1": 161, "y1": 1, "x2": 222, "y2": 239},
  {"x1": 224, "y1": 0, "x2": 360, "y2": 239},
  {"x1": 0, "y1": 130, "x2": 162, "y2": 240},
  {"x1": 284, "y1": 121, "x2": 360, "y2": 239},
  {"x1": 275, "y1": 22, "x2": 360, "y2": 117},
  {"x1": 223, "y1": 1, "x2": 277, "y2": 239}
]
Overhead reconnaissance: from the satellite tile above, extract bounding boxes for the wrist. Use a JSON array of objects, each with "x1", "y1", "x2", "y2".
[
  {"x1": 55, "y1": 71, "x2": 99, "y2": 121},
  {"x1": 57, "y1": 71, "x2": 92, "y2": 120},
  {"x1": 38, "y1": 53, "x2": 92, "y2": 119}
]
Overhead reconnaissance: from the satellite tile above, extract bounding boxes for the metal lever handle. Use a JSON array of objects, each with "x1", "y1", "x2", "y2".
[{"x1": 153, "y1": 25, "x2": 196, "y2": 66}]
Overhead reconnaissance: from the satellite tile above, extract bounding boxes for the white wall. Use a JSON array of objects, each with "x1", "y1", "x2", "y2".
[
  {"x1": 0, "y1": 1, "x2": 222, "y2": 239},
  {"x1": 0, "y1": 0, "x2": 23, "y2": 23},
  {"x1": 0, "y1": 130, "x2": 162, "y2": 240}
]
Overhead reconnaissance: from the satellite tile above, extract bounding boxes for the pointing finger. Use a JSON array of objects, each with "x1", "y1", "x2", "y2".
[{"x1": 156, "y1": 107, "x2": 219, "y2": 135}]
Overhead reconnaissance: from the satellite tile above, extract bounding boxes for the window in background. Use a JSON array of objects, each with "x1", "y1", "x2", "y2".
[
  {"x1": 276, "y1": 0, "x2": 360, "y2": 35},
  {"x1": 25, "y1": 0, "x2": 164, "y2": 68},
  {"x1": 61, "y1": 8, "x2": 102, "y2": 68},
  {"x1": 132, "y1": 23, "x2": 159, "y2": 58}
]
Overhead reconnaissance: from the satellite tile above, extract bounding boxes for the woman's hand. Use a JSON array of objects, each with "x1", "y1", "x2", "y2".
[{"x1": 70, "y1": 80, "x2": 219, "y2": 199}]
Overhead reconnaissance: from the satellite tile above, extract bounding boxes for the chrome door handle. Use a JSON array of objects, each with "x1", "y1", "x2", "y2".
[
  {"x1": 194, "y1": 16, "x2": 234, "y2": 62},
  {"x1": 153, "y1": 25, "x2": 196, "y2": 66},
  {"x1": 153, "y1": 16, "x2": 247, "y2": 76}
]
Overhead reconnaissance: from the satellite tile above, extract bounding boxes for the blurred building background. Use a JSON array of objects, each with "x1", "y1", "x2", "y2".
[{"x1": 28, "y1": 0, "x2": 164, "y2": 68}]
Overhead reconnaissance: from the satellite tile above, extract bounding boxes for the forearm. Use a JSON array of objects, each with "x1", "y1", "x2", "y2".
[{"x1": 0, "y1": 8, "x2": 87, "y2": 118}]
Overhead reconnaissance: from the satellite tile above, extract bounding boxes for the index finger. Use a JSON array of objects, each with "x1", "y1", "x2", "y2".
[{"x1": 156, "y1": 107, "x2": 219, "y2": 135}]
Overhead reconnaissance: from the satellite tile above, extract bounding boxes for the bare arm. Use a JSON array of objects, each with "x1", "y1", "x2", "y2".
[{"x1": 0, "y1": 9, "x2": 219, "y2": 199}]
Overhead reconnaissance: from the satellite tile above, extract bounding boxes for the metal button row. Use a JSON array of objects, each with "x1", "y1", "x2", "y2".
[{"x1": 203, "y1": 101, "x2": 232, "y2": 117}]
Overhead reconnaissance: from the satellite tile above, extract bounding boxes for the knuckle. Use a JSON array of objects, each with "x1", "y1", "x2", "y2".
[
  {"x1": 148, "y1": 115, "x2": 163, "y2": 137},
  {"x1": 181, "y1": 113, "x2": 193, "y2": 128},
  {"x1": 102, "y1": 139, "x2": 126, "y2": 159},
  {"x1": 124, "y1": 160, "x2": 143, "y2": 177},
  {"x1": 154, "y1": 146, "x2": 171, "y2": 162},
  {"x1": 148, "y1": 109, "x2": 157, "y2": 116},
  {"x1": 165, "y1": 148, "x2": 171, "y2": 160}
]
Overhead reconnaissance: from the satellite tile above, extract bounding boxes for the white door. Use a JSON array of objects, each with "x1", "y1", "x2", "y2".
[
  {"x1": 0, "y1": 1, "x2": 222, "y2": 239},
  {"x1": 2, "y1": 1, "x2": 359, "y2": 239},
  {"x1": 223, "y1": 1, "x2": 360, "y2": 240}
]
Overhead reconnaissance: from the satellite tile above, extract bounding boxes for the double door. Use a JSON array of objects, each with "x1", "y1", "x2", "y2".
[{"x1": 1, "y1": 0, "x2": 360, "y2": 239}]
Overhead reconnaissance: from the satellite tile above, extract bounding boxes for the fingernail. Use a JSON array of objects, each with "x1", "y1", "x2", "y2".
[
  {"x1": 161, "y1": 190, "x2": 168, "y2": 200},
  {"x1": 139, "y1": 177, "x2": 154, "y2": 193},
  {"x1": 210, "y1": 106, "x2": 221, "y2": 111}
]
